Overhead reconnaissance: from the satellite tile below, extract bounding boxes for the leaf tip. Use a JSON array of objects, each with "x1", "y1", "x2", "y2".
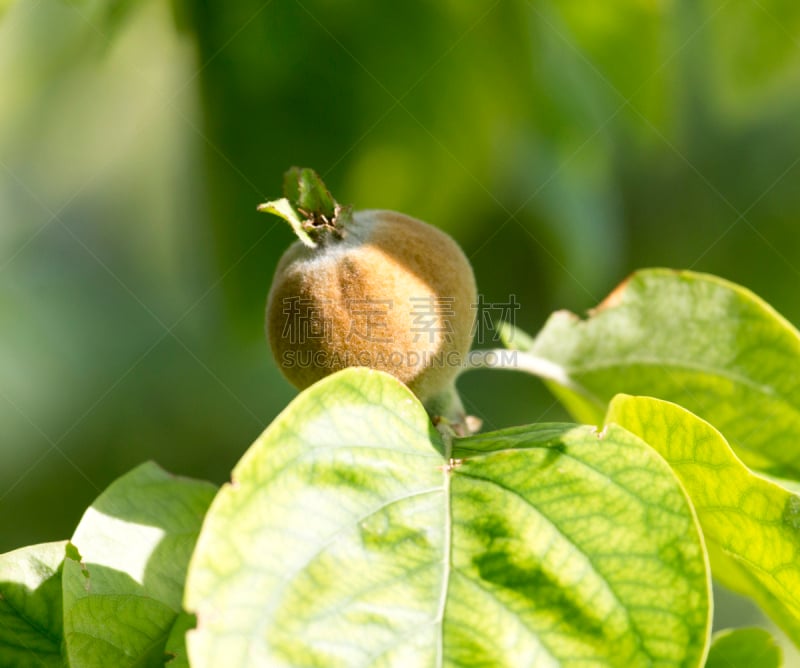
[{"x1": 64, "y1": 541, "x2": 82, "y2": 564}]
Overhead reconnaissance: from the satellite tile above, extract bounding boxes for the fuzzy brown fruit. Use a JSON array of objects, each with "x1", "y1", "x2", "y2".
[{"x1": 262, "y1": 168, "x2": 477, "y2": 411}]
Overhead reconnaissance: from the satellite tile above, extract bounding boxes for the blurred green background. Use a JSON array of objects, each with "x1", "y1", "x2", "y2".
[{"x1": 2, "y1": 0, "x2": 800, "y2": 655}]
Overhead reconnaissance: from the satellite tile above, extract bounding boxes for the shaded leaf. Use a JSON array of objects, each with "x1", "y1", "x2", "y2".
[
  {"x1": 705, "y1": 627, "x2": 781, "y2": 668},
  {"x1": 62, "y1": 462, "x2": 216, "y2": 668},
  {"x1": 185, "y1": 367, "x2": 710, "y2": 667},
  {"x1": 164, "y1": 611, "x2": 195, "y2": 667},
  {"x1": 0, "y1": 540, "x2": 66, "y2": 667}
]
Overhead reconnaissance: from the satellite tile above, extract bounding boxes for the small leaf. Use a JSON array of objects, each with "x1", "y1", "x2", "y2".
[
  {"x1": 606, "y1": 394, "x2": 800, "y2": 645},
  {"x1": 0, "y1": 540, "x2": 66, "y2": 667},
  {"x1": 185, "y1": 367, "x2": 710, "y2": 667},
  {"x1": 705, "y1": 627, "x2": 781, "y2": 668},
  {"x1": 507, "y1": 269, "x2": 800, "y2": 479},
  {"x1": 164, "y1": 611, "x2": 196, "y2": 667},
  {"x1": 62, "y1": 462, "x2": 216, "y2": 668},
  {"x1": 256, "y1": 197, "x2": 317, "y2": 248},
  {"x1": 287, "y1": 166, "x2": 337, "y2": 220},
  {"x1": 498, "y1": 319, "x2": 534, "y2": 349}
]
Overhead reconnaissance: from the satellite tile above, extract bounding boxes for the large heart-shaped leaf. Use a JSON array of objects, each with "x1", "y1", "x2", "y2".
[
  {"x1": 62, "y1": 462, "x2": 216, "y2": 668},
  {"x1": 606, "y1": 394, "x2": 800, "y2": 645},
  {"x1": 0, "y1": 540, "x2": 66, "y2": 667},
  {"x1": 504, "y1": 269, "x2": 800, "y2": 479},
  {"x1": 185, "y1": 368, "x2": 710, "y2": 667}
]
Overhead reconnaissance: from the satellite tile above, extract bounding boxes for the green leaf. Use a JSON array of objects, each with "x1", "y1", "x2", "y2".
[
  {"x1": 164, "y1": 611, "x2": 195, "y2": 667},
  {"x1": 256, "y1": 197, "x2": 317, "y2": 248},
  {"x1": 705, "y1": 627, "x2": 781, "y2": 668},
  {"x1": 606, "y1": 394, "x2": 800, "y2": 645},
  {"x1": 185, "y1": 367, "x2": 710, "y2": 667},
  {"x1": 507, "y1": 269, "x2": 800, "y2": 479},
  {"x1": 0, "y1": 540, "x2": 66, "y2": 668},
  {"x1": 62, "y1": 462, "x2": 216, "y2": 668},
  {"x1": 284, "y1": 166, "x2": 337, "y2": 220},
  {"x1": 259, "y1": 166, "x2": 352, "y2": 248}
]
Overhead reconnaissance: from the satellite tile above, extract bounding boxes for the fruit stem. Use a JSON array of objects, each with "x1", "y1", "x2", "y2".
[
  {"x1": 425, "y1": 382, "x2": 478, "y2": 438},
  {"x1": 462, "y1": 349, "x2": 597, "y2": 404},
  {"x1": 257, "y1": 167, "x2": 353, "y2": 248}
]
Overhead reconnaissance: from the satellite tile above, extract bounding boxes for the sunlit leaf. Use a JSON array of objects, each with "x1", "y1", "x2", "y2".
[
  {"x1": 185, "y1": 367, "x2": 709, "y2": 667},
  {"x1": 607, "y1": 394, "x2": 800, "y2": 645},
  {"x1": 505, "y1": 269, "x2": 800, "y2": 479}
]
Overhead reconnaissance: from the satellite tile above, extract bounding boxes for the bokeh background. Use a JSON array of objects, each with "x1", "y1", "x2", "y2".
[{"x1": 3, "y1": 0, "x2": 800, "y2": 656}]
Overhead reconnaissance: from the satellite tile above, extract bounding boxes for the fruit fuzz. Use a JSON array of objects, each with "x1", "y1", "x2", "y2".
[{"x1": 260, "y1": 167, "x2": 477, "y2": 428}]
